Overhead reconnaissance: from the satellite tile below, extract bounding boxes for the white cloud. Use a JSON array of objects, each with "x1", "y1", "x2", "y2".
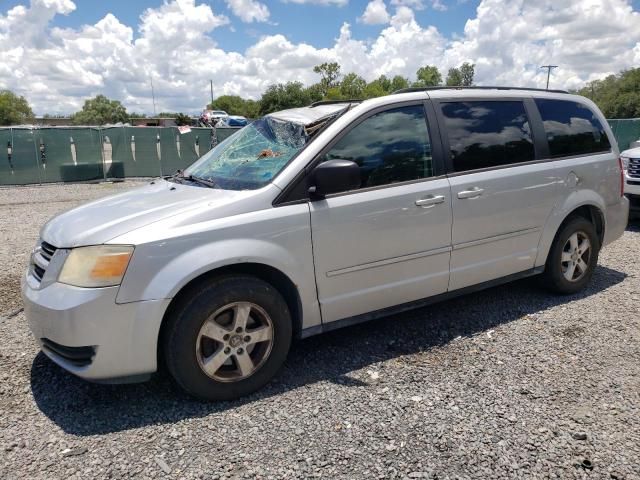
[
  {"x1": 281, "y1": 0, "x2": 348, "y2": 6},
  {"x1": 359, "y1": 0, "x2": 390, "y2": 25},
  {"x1": 0, "y1": 0, "x2": 639, "y2": 115},
  {"x1": 442, "y1": 0, "x2": 640, "y2": 90},
  {"x1": 390, "y1": 0, "x2": 447, "y2": 12},
  {"x1": 225, "y1": 0, "x2": 270, "y2": 23},
  {"x1": 390, "y1": 0, "x2": 425, "y2": 10}
]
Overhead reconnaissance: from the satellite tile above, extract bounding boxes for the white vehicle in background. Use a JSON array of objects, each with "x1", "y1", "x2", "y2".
[
  {"x1": 199, "y1": 109, "x2": 228, "y2": 127},
  {"x1": 620, "y1": 147, "x2": 640, "y2": 217}
]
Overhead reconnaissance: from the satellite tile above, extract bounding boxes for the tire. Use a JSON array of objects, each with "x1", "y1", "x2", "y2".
[
  {"x1": 162, "y1": 275, "x2": 292, "y2": 401},
  {"x1": 542, "y1": 217, "x2": 600, "y2": 295}
]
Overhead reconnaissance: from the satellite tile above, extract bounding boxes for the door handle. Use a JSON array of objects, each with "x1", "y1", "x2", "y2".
[
  {"x1": 457, "y1": 187, "x2": 484, "y2": 199},
  {"x1": 415, "y1": 195, "x2": 445, "y2": 207}
]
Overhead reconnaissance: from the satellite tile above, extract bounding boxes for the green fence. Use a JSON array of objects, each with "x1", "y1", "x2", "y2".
[
  {"x1": 0, "y1": 126, "x2": 241, "y2": 185},
  {"x1": 608, "y1": 119, "x2": 640, "y2": 151},
  {"x1": 1, "y1": 121, "x2": 638, "y2": 186}
]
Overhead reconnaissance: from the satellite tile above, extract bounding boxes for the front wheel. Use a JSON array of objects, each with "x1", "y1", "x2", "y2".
[
  {"x1": 162, "y1": 275, "x2": 292, "y2": 401},
  {"x1": 542, "y1": 217, "x2": 600, "y2": 294}
]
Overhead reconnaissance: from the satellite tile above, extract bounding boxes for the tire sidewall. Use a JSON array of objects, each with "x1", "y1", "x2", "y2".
[
  {"x1": 164, "y1": 276, "x2": 292, "y2": 401},
  {"x1": 546, "y1": 217, "x2": 600, "y2": 294}
]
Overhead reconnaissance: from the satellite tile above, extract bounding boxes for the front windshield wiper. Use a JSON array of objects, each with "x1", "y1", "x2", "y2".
[{"x1": 170, "y1": 170, "x2": 217, "y2": 188}]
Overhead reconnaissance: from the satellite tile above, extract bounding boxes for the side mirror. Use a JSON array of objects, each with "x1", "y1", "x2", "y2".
[{"x1": 308, "y1": 159, "x2": 361, "y2": 198}]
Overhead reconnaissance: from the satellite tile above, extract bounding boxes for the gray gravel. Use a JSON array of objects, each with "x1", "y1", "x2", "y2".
[{"x1": 1, "y1": 183, "x2": 639, "y2": 479}]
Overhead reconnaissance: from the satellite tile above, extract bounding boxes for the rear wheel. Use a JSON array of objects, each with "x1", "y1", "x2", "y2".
[
  {"x1": 542, "y1": 217, "x2": 600, "y2": 294},
  {"x1": 163, "y1": 275, "x2": 292, "y2": 401}
]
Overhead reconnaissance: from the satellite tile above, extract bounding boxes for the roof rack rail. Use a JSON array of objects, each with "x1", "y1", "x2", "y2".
[
  {"x1": 393, "y1": 86, "x2": 569, "y2": 95},
  {"x1": 310, "y1": 99, "x2": 363, "y2": 107}
]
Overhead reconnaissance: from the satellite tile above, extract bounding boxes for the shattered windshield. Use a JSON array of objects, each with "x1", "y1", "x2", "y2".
[{"x1": 184, "y1": 117, "x2": 308, "y2": 190}]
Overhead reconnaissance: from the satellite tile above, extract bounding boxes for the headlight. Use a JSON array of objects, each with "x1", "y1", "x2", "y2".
[
  {"x1": 621, "y1": 156, "x2": 629, "y2": 170},
  {"x1": 58, "y1": 245, "x2": 134, "y2": 288}
]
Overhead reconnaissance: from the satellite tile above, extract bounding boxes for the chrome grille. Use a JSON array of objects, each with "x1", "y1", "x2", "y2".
[
  {"x1": 30, "y1": 241, "x2": 58, "y2": 283},
  {"x1": 629, "y1": 157, "x2": 640, "y2": 179},
  {"x1": 41, "y1": 241, "x2": 56, "y2": 259}
]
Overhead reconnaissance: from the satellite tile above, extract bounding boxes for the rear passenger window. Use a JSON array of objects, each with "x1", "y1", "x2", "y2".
[
  {"x1": 323, "y1": 105, "x2": 433, "y2": 188},
  {"x1": 440, "y1": 101, "x2": 535, "y2": 172},
  {"x1": 535, "y1": 99, "x2": 611, "y2": 158}
]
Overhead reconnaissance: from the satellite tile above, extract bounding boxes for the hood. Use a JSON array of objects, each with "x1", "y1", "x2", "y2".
[
  {"x1": 40, "y1": 180, "x2": 257, "y2": 248},
  {"x1": 621, "y1": 146, "x2": 640, "y2": 158}
]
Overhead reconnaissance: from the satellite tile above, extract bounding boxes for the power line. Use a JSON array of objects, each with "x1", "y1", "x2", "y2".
[{"x1": 540, "y1": 65, "x2": 558, "y2": 90}]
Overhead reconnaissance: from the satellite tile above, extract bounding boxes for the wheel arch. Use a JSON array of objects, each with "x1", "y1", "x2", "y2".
[
  {"x1": 158, "y1": 262, "x2": 304, "y2": 365},
  {"x1": 536, "y1": 199, "x2": 605, "y2": 268}
]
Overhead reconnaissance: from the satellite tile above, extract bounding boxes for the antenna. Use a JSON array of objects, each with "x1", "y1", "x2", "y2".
[{"x1": 540, "y1": 65, "x2": 558, "y2": 90}]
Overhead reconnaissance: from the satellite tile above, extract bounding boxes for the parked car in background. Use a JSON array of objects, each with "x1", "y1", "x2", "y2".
[
  {"x1": 218, "y1": 115, "x2": 249, "y2": 127},
  {"x1": 23, "y1": 87, "x2": 628, "y2": 401},
  {"x1": 620, "y1": 146, "x2": 640, "y2": 216},
  {"x1": 199, "y1": 109, "x2": 228, "y2": 127}
]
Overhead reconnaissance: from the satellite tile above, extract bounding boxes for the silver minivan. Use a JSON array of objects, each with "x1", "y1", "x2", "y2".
[{"x1": 22, "y1": 87, "x2": 629, "y2": 400}]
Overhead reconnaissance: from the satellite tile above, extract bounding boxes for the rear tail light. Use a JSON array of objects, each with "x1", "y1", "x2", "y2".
[{"x1": 618, "y1": 156, "x2": 625, "y2": 197}]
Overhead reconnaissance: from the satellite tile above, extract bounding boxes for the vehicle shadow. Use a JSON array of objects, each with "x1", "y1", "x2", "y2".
[
  {"x1": 30, "y1": 264, "x2": 627, "y2": 436},
  {"x1": 626, "y1": 217, "x2": 640, "y2": 232}
]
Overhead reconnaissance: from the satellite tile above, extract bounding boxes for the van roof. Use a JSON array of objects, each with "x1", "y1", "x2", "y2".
[{"x1": 393, "y1": 86, "x2": 569, "y2": 95}]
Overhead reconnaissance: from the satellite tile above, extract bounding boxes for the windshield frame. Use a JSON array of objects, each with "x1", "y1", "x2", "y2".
[{"x1": 183, "y1": 106, "x2": 351, "y2": 191}]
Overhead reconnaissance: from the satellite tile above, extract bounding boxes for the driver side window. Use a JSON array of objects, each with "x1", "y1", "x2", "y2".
[{"x1": 323, "y1": 105, "x2": 433, "y2": 189}]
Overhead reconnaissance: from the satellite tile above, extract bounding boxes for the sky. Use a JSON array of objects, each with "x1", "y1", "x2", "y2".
[{"x1": 1, "y1": 0, "x2": 639, "y2": 116}]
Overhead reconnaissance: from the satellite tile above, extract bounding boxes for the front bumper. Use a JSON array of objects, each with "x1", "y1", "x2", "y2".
[
  {"x1": 626, "y1": 194, "x2": 640, "y2": 213},
  {"x1": 624, "y1": 171, "x2": 640, "y2": 209},
  {"x1": 22, "y1": 276, "x2": 170, "y2": 382}
]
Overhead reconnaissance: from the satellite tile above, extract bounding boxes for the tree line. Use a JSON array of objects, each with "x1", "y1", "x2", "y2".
[
  {"x1": 209, "y1": 62, "x2": 475, "y2": 117},
  {"x1": 573, "y1": 68, "x2": 640, "y2": 119},
  {"x1": 2, "y1": 65, "x2": 640, "y2": 126}
]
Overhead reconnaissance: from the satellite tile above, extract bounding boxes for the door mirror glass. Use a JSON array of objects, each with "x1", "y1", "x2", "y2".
[{"x1": 309, "y1": 159, "x2": 361, "y2": 198}]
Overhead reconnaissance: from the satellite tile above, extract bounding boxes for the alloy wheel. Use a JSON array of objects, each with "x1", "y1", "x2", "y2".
[
  {"x1": 561, "y1": 231, "x2": 592, "y2": 282},
  {"x1": 195, "y1": 302, "x2": 274, "y2": 382}
]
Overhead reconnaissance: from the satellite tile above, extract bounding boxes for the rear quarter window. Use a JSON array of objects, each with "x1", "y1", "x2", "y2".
[{"x1": 534, "y1": 99, "x2": 611, "y2": 158}]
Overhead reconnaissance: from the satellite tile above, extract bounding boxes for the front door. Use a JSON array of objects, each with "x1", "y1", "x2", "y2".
[{"x1": 309, "y1": 104, "x2": 453, "y2": 323}]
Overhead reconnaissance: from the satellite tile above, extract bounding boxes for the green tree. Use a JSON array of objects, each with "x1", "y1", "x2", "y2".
[
  {"x1": 325, "y1": 87, "x2": 344, "y2": 100},
  {"x1": 313, "y1": 62, "x2": 341, "y2": 94},
  {"x1": 0, "y1": 90, "x2": 34, "y2": 126},
  {"x1": 259, "y1": 82, "x2": 313, "y2": 115},
  {"x1": 304, "y1": 84, "x2": 325, "y2": 104},
  {"x1": 72, "y1": 95, "x2": 129, "y2": 125},
  {"x1": 208, "y1": 95, "x2": 260, "y2": 118},
  {"x1": 577, "y1": 68, "x2": 640, "y2": 118},
  {"x1": 390, "y1": 75, "x2": 410, "y2": 92},
  {"x1": 460, "y1": 62, "x2": 475, "y2": 86},
  {"x1": 374, "y1": 75, "x2": 392, "y2": 93},
  {"x1": 362, "y1": 80, "x2": 387, "y2": 99},
  {"x1": 414, "y1": 66, "x2": 442, "y2": 87},
  {"x1": 340, "y1": 73, "x2": 367, "y2": 98},
  {"x1": 445, "y1": 67, "x2": 463, "y2": 86},
  {"x1": 174, "y1": 113, "x2": 192, "y2": 126}
]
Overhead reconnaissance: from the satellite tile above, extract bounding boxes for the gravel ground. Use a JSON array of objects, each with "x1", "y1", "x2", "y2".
[{"x1": 0, "y1": 183, "x2": 639, "y2": 479}]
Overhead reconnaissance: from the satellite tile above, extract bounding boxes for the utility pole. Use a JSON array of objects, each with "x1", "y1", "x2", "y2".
[
  {"x1": 540, "y1": 65, "x2": 558, "y2": 90},
  {"x1": 150, "y1": 76, "x2": 157, "y2": 117},
  {"x1": 210, "y1": 80, "x2": 214, "y2": 108}
]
